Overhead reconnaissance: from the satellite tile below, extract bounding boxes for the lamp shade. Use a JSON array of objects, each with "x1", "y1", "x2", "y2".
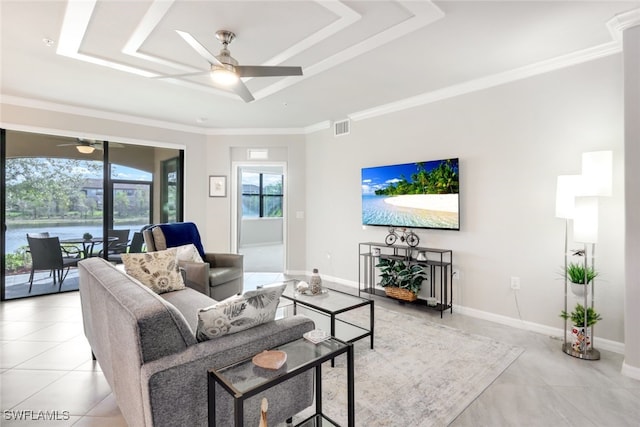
[
  {"x1": 555, "y1": 175, "x2": 581, "y2": 219},
  {"x1": 579, "y1": 150, "x2": 612, "y2": 197},
  {"x1": 573, "y1": 196, "x2": 599, "y2": 243}
]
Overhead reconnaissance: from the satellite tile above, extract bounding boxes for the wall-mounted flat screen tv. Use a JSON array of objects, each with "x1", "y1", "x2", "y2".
[{"x1": 361, "y1": 158, "x2": 459, "y2": 230}]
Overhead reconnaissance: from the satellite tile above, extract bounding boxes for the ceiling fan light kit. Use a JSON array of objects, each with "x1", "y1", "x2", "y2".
[
  {"x1": 76, "y1": 145, "x2": 95, "y2": 154},
  {"x1": 211, "y1": 65, "x2": 239, "y2": 86},
  {"x1": 171, "y1": 29, "x2": 303, "y2": 102}
]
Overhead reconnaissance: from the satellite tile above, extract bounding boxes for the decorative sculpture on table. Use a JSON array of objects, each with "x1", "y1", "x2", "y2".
[
  {"x1": 309, "y1": 268, "x2": 323, "y2": 295},
  {"x1": 259, "y1": 398, "x2": 268, "y2": 427}
]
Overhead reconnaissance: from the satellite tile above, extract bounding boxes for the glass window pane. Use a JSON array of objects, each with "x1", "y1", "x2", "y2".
[
  {"x1": 262, "y1": 174, "x2": 283, "y2": 195},
  {"x1": 111, "y1": 164, "x2": 153, "y2": 181},
  {"x1": 242, "y1": 195, "x2": 260, "y2": 217},
  {"x1": 242, "y1": 172, "x2": 260, "y2": 195},
  {"x1": 263, "y1": 196, "x2": 283, "y2": 217}
]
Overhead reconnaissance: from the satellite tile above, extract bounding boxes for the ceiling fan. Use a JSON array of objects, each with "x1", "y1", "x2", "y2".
[
  {"x1": 57, "y1": 139, "x2": 122, "y2": 154},
  {"x1": 159, "y1": 30, "x2": 303, "y2": 102}
]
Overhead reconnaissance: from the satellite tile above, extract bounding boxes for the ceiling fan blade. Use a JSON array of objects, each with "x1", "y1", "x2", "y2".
[
  {"x1": 152, "y1": 71, "x2": 209, "y2": 80},
  {"x1": 236, "y1": 66, "x2": 303, "y2": 78},
  {"x1": 232, "y1": 80, "x2": 255, "y2": 103},
  {"x1": 175, "y1": 30, "x2": 223, "y2": 67}
]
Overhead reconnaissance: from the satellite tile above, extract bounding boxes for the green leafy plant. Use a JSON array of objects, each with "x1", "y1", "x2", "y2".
[
  {"x1": 376, "y1": 258, "x2": 427, "y2": 295},
  {"x1": 83, "y1": 232, "x2": 93, "y2": 240},
  {"x1": 566, "y1": 262, "x2": 598, "y2": 284},
  {"x1": 560, "y1": 303, "x2": 602, "y2": 327}
]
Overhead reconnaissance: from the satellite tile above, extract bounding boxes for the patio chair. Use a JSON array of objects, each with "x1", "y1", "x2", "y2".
[
  {"x1": 27, "y1": 235, "x2": 80, "y2": 293},
  {"x1": 107, "y1": 231, "x2": 144, "y2": 263},
  {"x1": 27, "y1": 232, "x2": 83, "y2": 259},
  {"x1": 96, "y1": 229, "x2": 130, "y2": 258}
]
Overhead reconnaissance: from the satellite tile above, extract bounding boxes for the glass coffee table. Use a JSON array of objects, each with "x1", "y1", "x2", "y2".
[
  {"x1": 280, "y1": 280, "x2": 374, "y2": 362},
  {"x1": 208, "y1": 337, "x2": 354, "y2": 427}
]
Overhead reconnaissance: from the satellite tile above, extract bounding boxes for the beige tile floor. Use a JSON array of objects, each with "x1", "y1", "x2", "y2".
[{"x1": 1, "y1": 273, "x2": 639, "y2": 426}]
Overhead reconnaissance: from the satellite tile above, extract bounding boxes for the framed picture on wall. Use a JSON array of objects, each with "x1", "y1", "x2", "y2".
[{"x1": 209, "y1": 175, "x2": 227, "y2": 197}]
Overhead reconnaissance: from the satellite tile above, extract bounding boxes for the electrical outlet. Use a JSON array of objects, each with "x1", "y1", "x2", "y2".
[{"x1": 510, "y1": 276, "x2": 521, "y2": 290}]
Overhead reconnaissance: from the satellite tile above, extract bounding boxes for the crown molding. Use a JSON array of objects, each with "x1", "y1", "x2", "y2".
[
  {"x1": 349, "y1": 39, "x2": 622, "y2": 122},
  {"x1": 1, "y1": 94, "x2": 204, "y2": 135},
  {"x1": 206, "y1": 127, "x2": 307, "y2": 136},
  {"x1": 607, "y1": 7, "x2": 640, "y2": 41}
]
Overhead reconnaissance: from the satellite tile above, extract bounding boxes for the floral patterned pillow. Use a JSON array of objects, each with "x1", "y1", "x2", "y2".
[
  {"x1": 121, "y1": 248, "x2": 185, "y2": 294},
  {"x1": 196, "y1": 284, "x2": 286, "y2": 341}
]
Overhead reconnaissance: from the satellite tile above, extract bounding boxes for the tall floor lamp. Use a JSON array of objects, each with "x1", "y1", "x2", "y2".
[{"x1": 557, "y1": 150, "x2": 612, "y2": 360}]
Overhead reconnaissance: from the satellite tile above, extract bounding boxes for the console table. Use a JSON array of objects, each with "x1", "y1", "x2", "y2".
[{"x1": 358, "y1": 241, "x2": 453, "y2": 317}]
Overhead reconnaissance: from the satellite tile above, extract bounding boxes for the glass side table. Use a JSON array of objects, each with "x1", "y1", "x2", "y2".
[
  {"x1": 208, "y1": 337, "x2": 354, "y2": 427},
  {"x1": 280, "y1": 280, "x2": 374, "y2": 349}
]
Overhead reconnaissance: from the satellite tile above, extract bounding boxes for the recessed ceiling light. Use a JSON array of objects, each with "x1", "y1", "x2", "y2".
[{"x1": 42, "y1": 38, "x2": 55, "y2": 47}]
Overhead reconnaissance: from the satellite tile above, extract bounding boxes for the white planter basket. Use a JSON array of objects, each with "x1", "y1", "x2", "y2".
[{"x1": 570, "y1": 282, "x2": 590, "y2": 297}]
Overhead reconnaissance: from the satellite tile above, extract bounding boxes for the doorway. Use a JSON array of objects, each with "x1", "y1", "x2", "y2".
[{"x1": 231, "y1": 163, "x2": 286, "y2": 273}]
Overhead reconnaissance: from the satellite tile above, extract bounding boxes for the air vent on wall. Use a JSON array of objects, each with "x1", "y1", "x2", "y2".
[
  {"x1": 334, "y1": 119, "x2": 350, "y2": 137},
  {"x1": 247, "y1": 149, "x2": 269, "y2": 160}
]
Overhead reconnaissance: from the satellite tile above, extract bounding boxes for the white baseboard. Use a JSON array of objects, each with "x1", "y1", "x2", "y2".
[
  {"x1": 455, "y1": 305, "x2": 625, "y2": 355},
  {"x1": 621, "y1": 361, "x2": 640, "y2": 380},
  {"x1": 301, "y1": 271, "x2": 626, "y2": 355}
]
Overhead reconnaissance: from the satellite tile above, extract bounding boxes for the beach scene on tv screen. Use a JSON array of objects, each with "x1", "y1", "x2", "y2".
[{"x1": 361, "y1": 158, "x2": 459, "y2": 229}]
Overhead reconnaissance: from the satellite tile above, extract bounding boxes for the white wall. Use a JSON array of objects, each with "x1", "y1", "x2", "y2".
[
  {"x1": 240, "y1": 218, "x2": 283, "y2": 246},
  {"x1": 203, "y1": 134, "x2": 307, "y2": 271},
  {"x1": 305, "y1": 55, "x2": 625, "y2": 343}
]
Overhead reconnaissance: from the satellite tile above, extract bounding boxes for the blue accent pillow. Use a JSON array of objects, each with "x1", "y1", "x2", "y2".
[{"x1": 156, "y1": 222, "x2": 206, "y2": 259}]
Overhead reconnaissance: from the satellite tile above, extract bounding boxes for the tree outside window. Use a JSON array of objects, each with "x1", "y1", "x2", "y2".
[{"x1": 241, "y1": 172, "x2": 283, "y2": 218}]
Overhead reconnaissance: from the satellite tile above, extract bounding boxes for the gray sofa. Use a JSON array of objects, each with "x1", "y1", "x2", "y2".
[{"x1": 78, "y1": 257, "x2": 315, "y2": 427}]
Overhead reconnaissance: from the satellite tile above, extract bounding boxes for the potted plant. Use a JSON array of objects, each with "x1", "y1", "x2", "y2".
[
  {"x1": 566, "y1": 261, "x2": 598, "y2": 296},
  {"x1": 83, "y1": 232, "x2": 93, "y2": 241},
  {"x1": 376, "y1": 258, "x2": 427, "y2": 302},
  {"x1": 560, "y1": 303, "x2": 602, "y2": 352}
]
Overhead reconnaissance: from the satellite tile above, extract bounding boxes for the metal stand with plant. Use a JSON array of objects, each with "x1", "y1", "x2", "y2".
[
  {"x1": 560, "y1": 243, "x2": 601, "y2": 360},
  {"x1": 375, "y1": 258, "x2": 427, "y2": 302}
]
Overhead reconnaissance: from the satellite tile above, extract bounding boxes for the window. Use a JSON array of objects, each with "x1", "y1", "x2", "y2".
[
  {"x1": 241, "y1": 172, "x2": 283, "y2": 218},
  {"x1": 160, "y1": 157, "x2": 182, "y2": 223}
]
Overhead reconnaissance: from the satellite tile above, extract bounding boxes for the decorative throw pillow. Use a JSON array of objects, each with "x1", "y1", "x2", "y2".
[
  {"x1": 175, "y1": 243, "x2": 204, "y2": 263},
  {"x1": 153, "y1": 222, "x2": 206, "y2": 258},
  {"x1": 121, "y1": 248, "x2": 185, "y2": 294},
  {"x1": 196, "y1": 284, "x2": 286, "y2": 341}
]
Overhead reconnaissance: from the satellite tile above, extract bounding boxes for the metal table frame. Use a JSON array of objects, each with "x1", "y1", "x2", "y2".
[{"x1": 208, "y1": 337, "x2": 354, "y2": 427}]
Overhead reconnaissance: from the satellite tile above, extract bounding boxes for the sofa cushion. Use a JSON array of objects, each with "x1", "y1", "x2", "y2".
[
  {"x1": 121, "y1": 248, "x2": 185, "y2": 294},
  {"x1": 161, "y1": 288, "x2": 217, "y2": 334},
  {"x1": 196, "y1": 283, "x2": 286, "y2": 341}
]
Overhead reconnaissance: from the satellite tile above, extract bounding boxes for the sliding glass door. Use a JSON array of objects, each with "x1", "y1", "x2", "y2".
[{"x1": 1, "y1": 130, "x2": 183, "y2": 300}]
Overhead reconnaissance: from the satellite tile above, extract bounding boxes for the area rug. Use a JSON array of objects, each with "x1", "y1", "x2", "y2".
[{"x1": 293, "y1": 305, "x2": 524, "y2": 426}]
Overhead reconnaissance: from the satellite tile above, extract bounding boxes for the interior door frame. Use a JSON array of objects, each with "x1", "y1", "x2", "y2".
[{"x1": 230, "y1": 161, "x2": 287, "y2": 272}]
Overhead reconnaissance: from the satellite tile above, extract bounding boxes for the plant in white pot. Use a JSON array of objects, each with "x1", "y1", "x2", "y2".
[
  {"x1": 566, "y1": 262, "x2": 598, "y2": 297},
  {"x1": 560, "y1": 303, "x2": 602, "y2": 352}
]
